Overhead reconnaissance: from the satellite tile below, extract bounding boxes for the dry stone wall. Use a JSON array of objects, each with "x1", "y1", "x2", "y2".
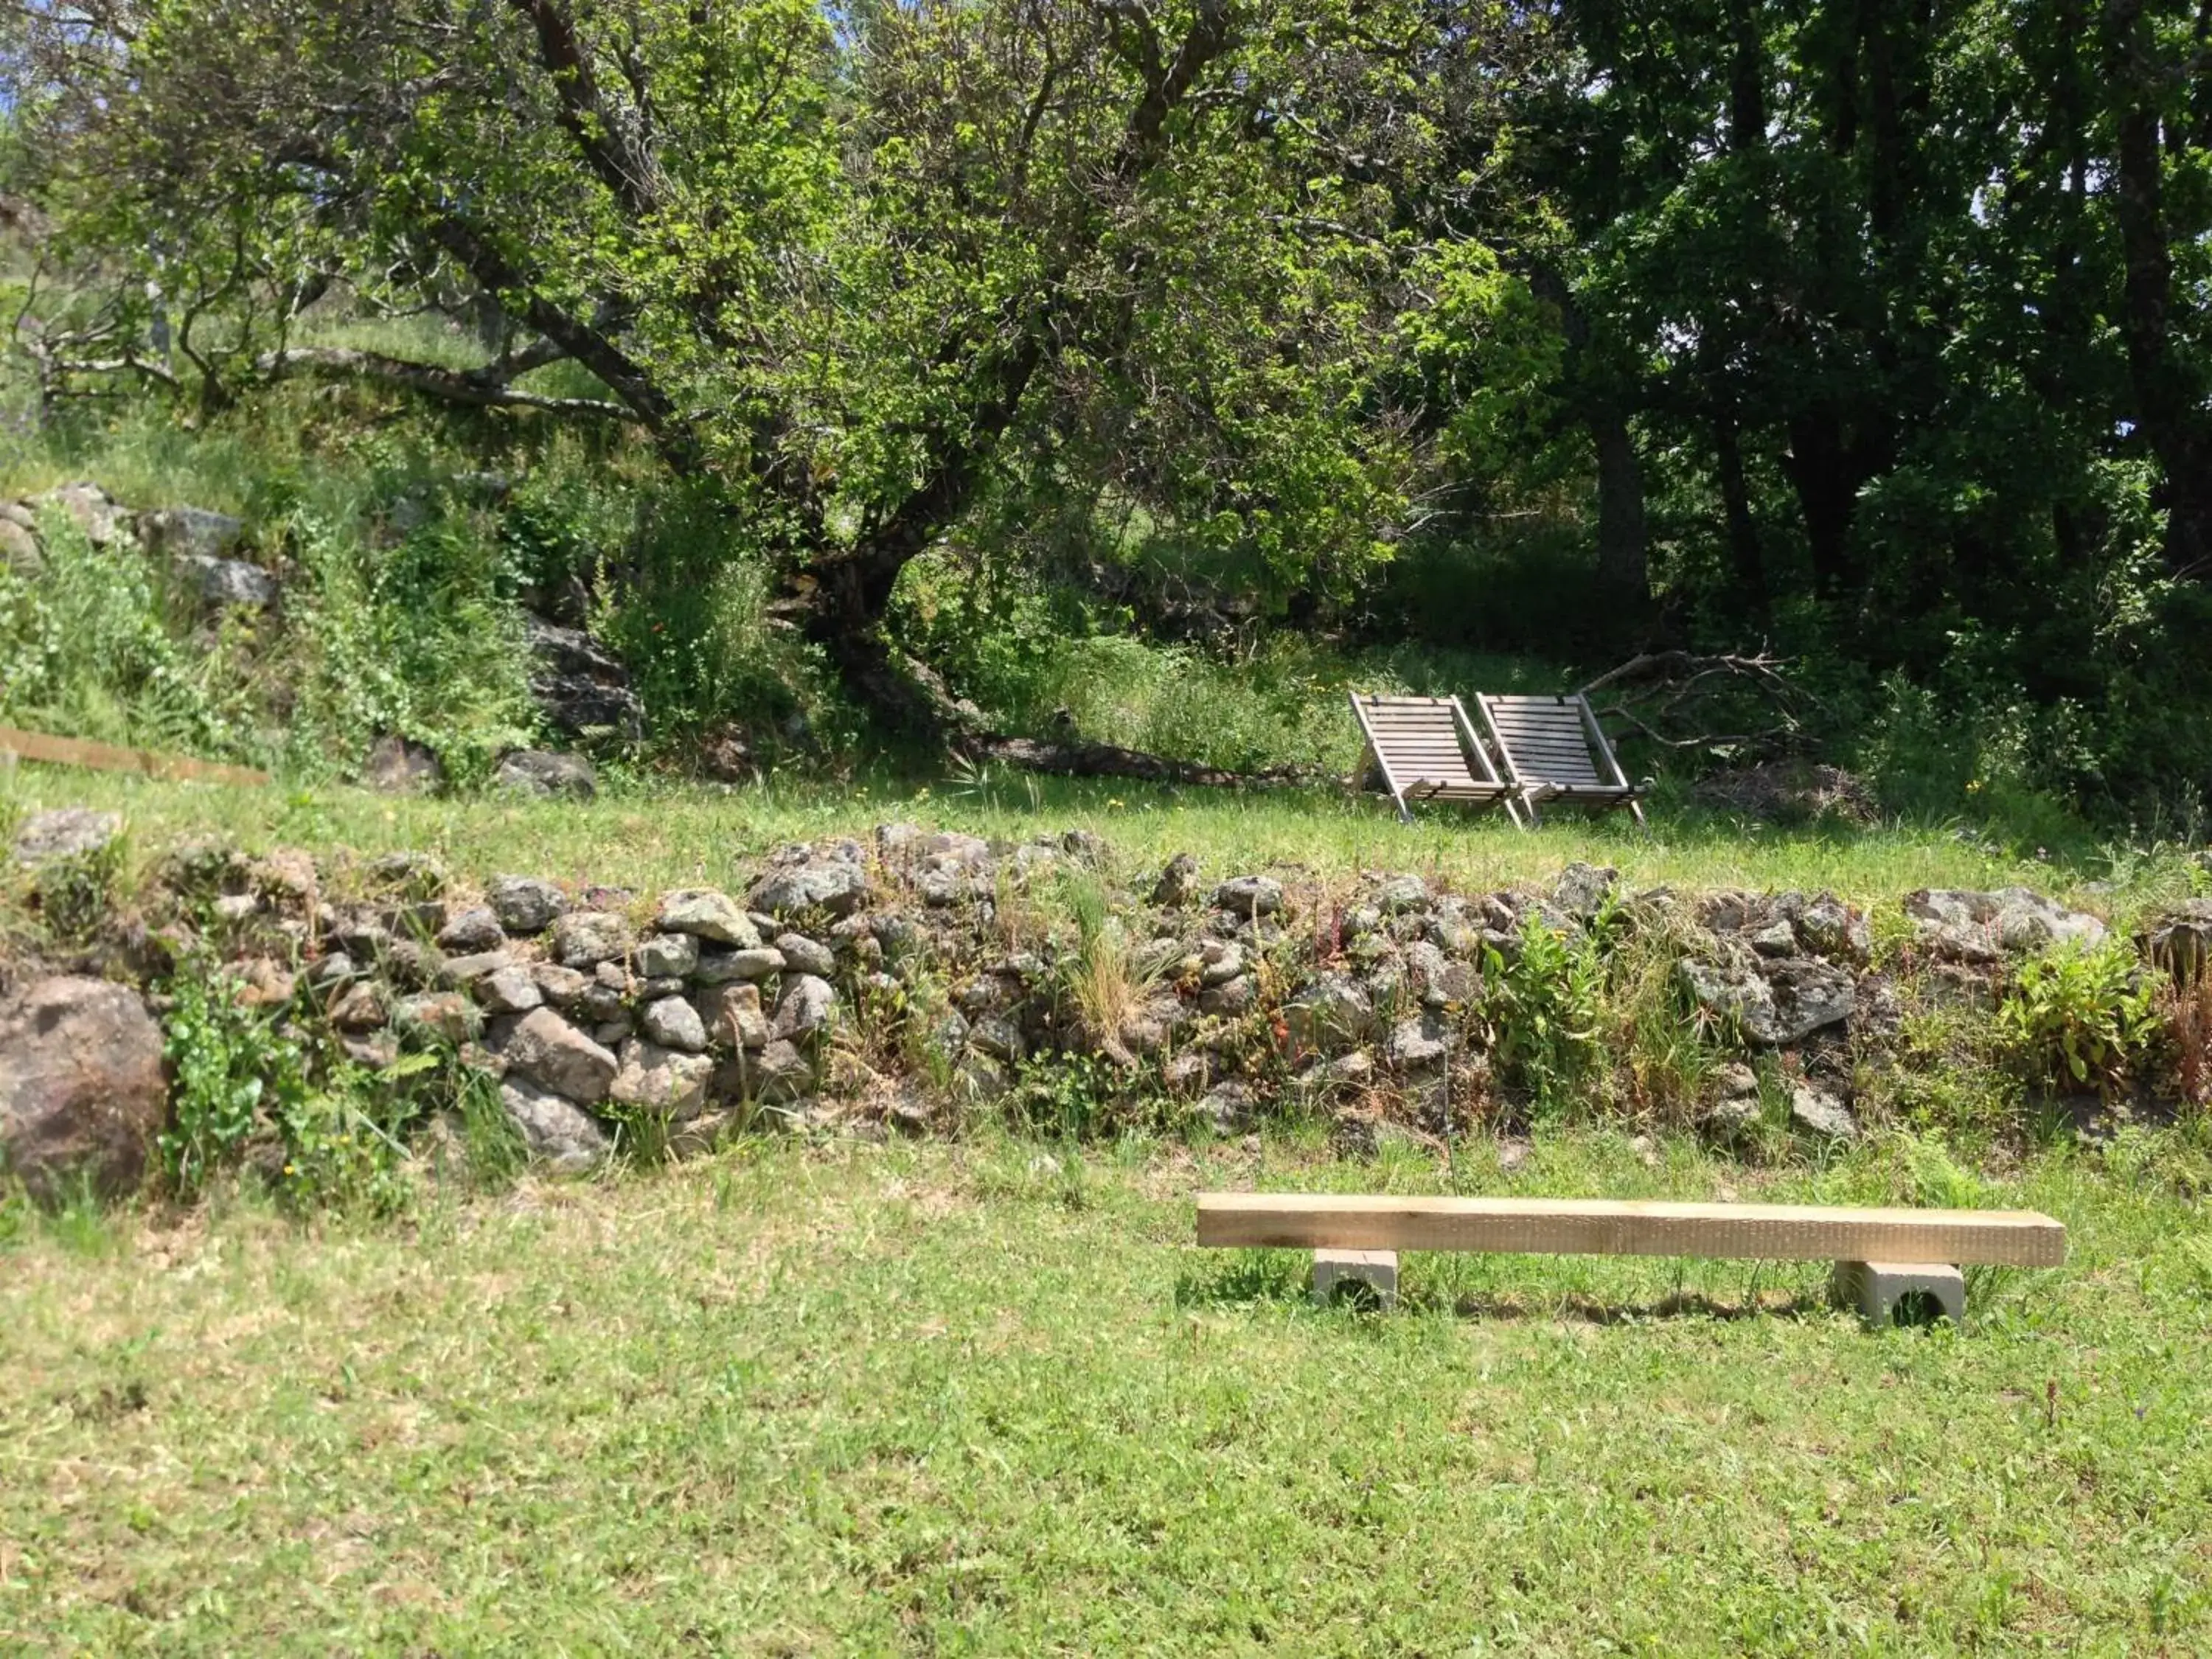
[{"x1": 0, "y1": 807, "x2": 2194, "y2": 1197}]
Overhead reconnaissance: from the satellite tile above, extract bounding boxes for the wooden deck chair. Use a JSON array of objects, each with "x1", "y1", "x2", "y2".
[
  {"x1": 1475, "y1": 692, "x2": 1646, "y2": 827},
  {"x1": 1349, "y1": 693, "x2": 1525, "y2": 827}
]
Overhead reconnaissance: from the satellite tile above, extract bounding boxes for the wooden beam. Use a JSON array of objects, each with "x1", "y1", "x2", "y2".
[
  {"x1": 1195, "y1": 1193, "x2": 2065, "y2": 1267},
  {"x1": 0, "y1": 724, "x2": 269, "y2": 788}
]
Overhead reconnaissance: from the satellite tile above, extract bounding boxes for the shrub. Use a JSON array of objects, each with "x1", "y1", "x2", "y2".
[
  {"x1": 2156, "y1": 969, "x2": 2212, "y2": 1109},
  {"x1": 1997, "y1": 940, "x2": 2157, "y2": 1100},
  {"x1": 32, "y1": 835, "x2": 125, "y2": 945}
]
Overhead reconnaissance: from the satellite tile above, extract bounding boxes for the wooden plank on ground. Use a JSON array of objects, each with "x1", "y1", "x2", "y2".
[
  {"x1": 1194, "y1": 1193, "x2": 2066, "y2": 1266},
  {"x1": 0, "y1": 724, "x2": 270, "y2": 788}
]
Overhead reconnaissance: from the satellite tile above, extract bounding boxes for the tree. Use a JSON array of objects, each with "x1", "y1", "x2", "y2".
[{"x1": 5, "y1": 0, "x2": 1535, "y2": 736}]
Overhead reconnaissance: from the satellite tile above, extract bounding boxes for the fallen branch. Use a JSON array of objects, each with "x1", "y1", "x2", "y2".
[
  {"x1": 966, "y1": 734, "x2": 1319, "y2": 789},
  {"x1": 1579, "y1": 650, "x2": 1818, "y2": 759}
]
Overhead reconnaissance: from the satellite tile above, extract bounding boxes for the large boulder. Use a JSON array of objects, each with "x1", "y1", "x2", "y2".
[
  {"x1": 523, "y1": 613, "x2": 644, "y2": 741},
  {"x1": 1904, "y1": 888, "x2": 2106, "y2": 961},
  {"x1": 12, "y1": 807, "x2": 122, "y2": 868},
  {"x1": 173, "y1": 554, "x2": 278, "y2": 609},
  {"x1": 0, "y1": 976, "x2": 167, "y2": 1199},
  {"x1": 1213, "y1": 875, "x2": 1284, "y2": 919},
  {"x1": 136, "y1": 504, "x2": 245, "y2": 561},
  {"x1": 493, "y1": 749, "x2": 598, "y2": 800}
]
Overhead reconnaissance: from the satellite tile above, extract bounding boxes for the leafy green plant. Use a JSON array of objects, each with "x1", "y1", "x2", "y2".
[
  {"x1": 159, "y1": 968, "x2": 312, "y2": 1201},
  {"x1": 1483, "y1": 917, "x2": 1604, "y2": 1116},
  {"x1": 1997, "y1": 941, "x2": 2157, "y2": 1099}
]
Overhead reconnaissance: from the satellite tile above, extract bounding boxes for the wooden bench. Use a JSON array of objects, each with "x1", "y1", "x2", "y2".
[{"x1": 1195, "y1": 1193, "x2": 2066, "y2": 1325}]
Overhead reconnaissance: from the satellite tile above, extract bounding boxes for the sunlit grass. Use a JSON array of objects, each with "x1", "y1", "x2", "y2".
[{"x1": 4, "y1": 1127, "x2": 2208, "y2": 1651}]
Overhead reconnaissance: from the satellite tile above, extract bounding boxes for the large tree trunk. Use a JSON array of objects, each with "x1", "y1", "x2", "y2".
[
  {"x1": 2107, "y1": 1, "x2": 2212, "y2": 580},
  {"x1": 1714, "y1": 413, "x2": 1767, "y2": 621},
  {"x1": 1591, "y1": 411, "x2": 1649, "y2": 605}
]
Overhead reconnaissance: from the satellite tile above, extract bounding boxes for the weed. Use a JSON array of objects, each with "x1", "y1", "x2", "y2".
[
  {"x1": 159, "y1": 967, "x2": 307, "y2": 1201},
  {"x1": 1482, "y1": 917, "x2": 1604, "y2": 1117},
  {"x1": 32, "y1": 834, "x2": 125, "y2": 945},
  {"x1": 1997, "y1": 940, "x2": 2157, "y2": 1100},
  {"x1": 2156, "y1": 968, "x2": 2212, "y2": 1107}
]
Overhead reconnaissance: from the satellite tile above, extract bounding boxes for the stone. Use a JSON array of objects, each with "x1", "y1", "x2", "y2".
[
  {"x1": 694, "y1": 982, "x2": 770, "y2": 1049},
  {"x1": 32, "y1": 481, "x2": 130, "y2": 546},
  {"x1": 1200, "y1": 1081, "x2": 1258, "y2": 1134},
  {"x1": 211, "y1": 893, "x2": 260, "y2": 923},
  {"x1": 655, "y1": 888, "x2": 759, "y2": 947},
  {"x1": 1703, "y1": 1094, "x2": 1764, "y2": 1141},
  {"x1": 1552, "y1": 862, "x2": 1618, "y2": 921},
  {"x1": 393, "y1": 992, "x2": 480, "y2": 1045},
  {"x1": 639, "y1": 975, "x2": 686, "y2": 1000},
  {"x1": 1213, "y1": 875, "x2": 1284, "y2": 918},
  {"x1": 1152, "y1": 852, "x2": 1201, "y2": 908},
  {"x1": 748, "y1": 1038, "x2": 815, "y2": 1104},
  {"x1": 1713, "y1": 1061, "x2": 1761, "y2": 1100},
  {"x1": 640, "y1": 994, "x2": 709, "y2": 1053},
  {"x1": 499, "y1": 1077, "x2": 610, "y2": 1175},
  {"x1": 524, "y1": 613, "x2": 644, "y2": 741},
  {"x1": 356, "y1": 731, "x2": 443, "y2": 794},
  {"x1": 532, "y1": 962, "x2": 588, "y2": 1007},
  {"x1": 1832, "y1": 1260, "x2": 1965, "y2": 1329},
  {"x1": 1198, "y1": 975, "x2": 1254, "y2": 1017},
  {"x1": 1795, "y1": 893, "x2": 1870, "y2": 961},
  {"x1": 1789, "y1": 1082, "x2": 1858, "y2": 1141},
  {"x1": 772, "y1": 973, "x2": 838, "y2": 1044},
  {"x1": 1905, "y1": 887, "x2": 2106, "y2": 961},
  {"x1": 439, "y1": 950, "x2": 510, "y2": 987},
  {"x1": 329, "y1": 981, "x2": 389, "y2": 1032},
  {"x1": 579, "y1": 982, "x2": 626, "y2": 1024},
  {"x1": 1374, "y1": 874, "x2": 1430, "y2": 914},
  {"x1": 967, "y1": 1014, "x2": 1026, "y2": 1063},
  {"x1": 610, "y1": 1039, "x2": 715, "y2": 1118},
  {"x1": 1198, "y1": 939, "x2": 1245, "y2": 986},
  {"x1": 553, "y1": 911, "x2": 633, "y2": 969},
  {"x1": 0, "y1": 976, "x2": 166, "y2": 1200},
  {"x1": 593, "y1": 1019, "x2": 635, "y2": 1048},
  {"x1": 173, "y1": 553, "x2": 278, "y2": 608},
  {"x1": 2139, "y1": 900, "x2": 2212, "y2": 979},
  {"x1": 493, "y1": 1007, "x2": 619, "y2": 1105},
  {"x1": 494, "y1": 748, "x2": 598, "y2": 799},
  {"x1": 381, "y1": 939, "x2": 444, "y2": 992},
  {"x1": 908, "y1": 832, "x2": 995, "y2": 905},
  {"x1": 436, "y1": 906, "x2": 506, "y2": 953},
  {"x1": 366, "y1": 849, "x2": 445, "y2": 900},
  {"x1": 1312, "y1": 1249, "x2": 1398, "y2": 1312},
  {"x1": 1747, "y1": 919, "x2": 1799, "y2": 956},
  {"x1": 635, "y1": 931, "x2": 699, "y2": 978},
  {"x1": 487, "y1": 874, "x2": 568, "y2": 935},
  {"x1": 476, "y1": 966, "x2": 543, "y2": 1015},
  {"x1": 1678, "y1": 953, "x2": 1852, "y2": 1047},
  {"x1": 306, "y1": 950, "x2": 355, "y2": 989},
  {"x1": 1281, "y1": 975, "x2": 1374, "y2": 1052},
  {"x1": 136, "y1": 504, "x2": 245, "y2": 560},
  {"x1": 775, "y1": 932, "x2": 835, "y2": 978},
  {"x1": 748, "y1": 855, "x2": 869, "y2": 918},
  {"x1": 693, "y1": 945, "x2": 785, "y2": 984},
  {"x1": 0, "y1": 515, "x2": 41, "y2": 573},
  {"x1": 12, "y1": 807, "x2": 122, "y2": 868},
  {"x1": 1386, "y1": 1012, "x2": 1453, "y2": 1070},
  {"x1": 1405, "y1": 939, "x2": 1475, "y2": 1008}
]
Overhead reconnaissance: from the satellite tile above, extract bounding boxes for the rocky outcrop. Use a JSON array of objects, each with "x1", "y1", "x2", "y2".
[
  {"x1": 523, "y1": 613, "x2": 644, "y2": 741},
  {"x1": 0, "y1": 976, "x2": 167, "y2": 1199},
  {"x1": 1905, "y1": 888, "x2": 2106, "y2": 963}
]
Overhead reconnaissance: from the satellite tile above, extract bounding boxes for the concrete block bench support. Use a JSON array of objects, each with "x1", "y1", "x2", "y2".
[
  {"x1": 1197, "y1": 1194, "x2": 2064, "y2": 1325},
  {"x1": 1312, "y1": 1248, "x2": 1398, "y2": 1310},
  {"x1": 1832, "y1": 1260, "x2": 1966, "y2": 1328}
]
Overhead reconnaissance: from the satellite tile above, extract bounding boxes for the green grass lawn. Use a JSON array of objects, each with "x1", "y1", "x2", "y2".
[
  {"x1": 3, "y1": 760, "x2": 2191, "y2": 922},
  {"x1": 7, "y1": 1127, "x2": 2211, "y2": 1653}
]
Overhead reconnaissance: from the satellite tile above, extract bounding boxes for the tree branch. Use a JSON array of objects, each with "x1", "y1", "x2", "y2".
[
  {"x1": 506, "y1": 0, "x2": 667, "y2": 219},
  {"x1": 253, "y1": 345, "x2": 633, "y2": 417}
]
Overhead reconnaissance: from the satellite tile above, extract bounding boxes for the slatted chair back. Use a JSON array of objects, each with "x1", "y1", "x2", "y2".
[
  {"x1": 1348, "y1": 693, "x2": 1522, "y2": 827},
  {"x1": 1476, "y1": 692, "x2": 1645, "y2": 826}
]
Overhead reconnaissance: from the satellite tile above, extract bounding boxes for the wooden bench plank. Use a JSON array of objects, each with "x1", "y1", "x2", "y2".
[{"x1": 1194, "y1": 1193, "x2": 2065, "y2": 1267}]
